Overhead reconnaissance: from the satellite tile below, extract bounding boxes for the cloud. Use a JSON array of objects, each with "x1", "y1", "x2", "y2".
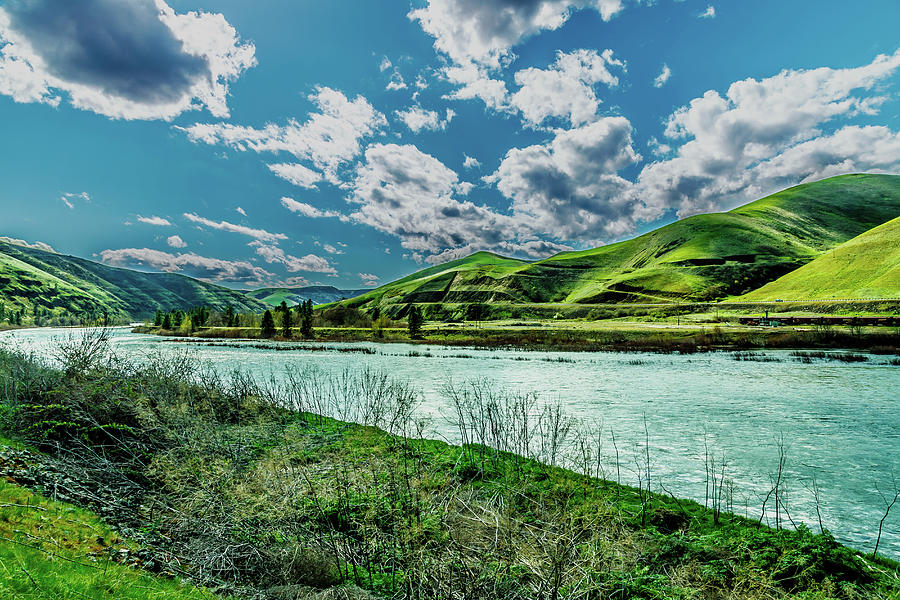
[
  {"x1": 359, "y1": 273, "x2": 380, "y2": 287},
  {"x1": 386, "y1": 68, "x2": 407, "y2": 91},
  {"x1": 699, "y1": 5, "x2": 716, "y2": 19},
  {"x1": 322, "y1": 243, "x2": 343, "y2": 255},
  {"x1": 0, "y1": 236, "x2": 55, "y2": 253},
  {"x1": 236, "y1": 207, "x2": 246, "y2": 216},
  {"x1": 395, "y1": 106, "x2": 454, "y2": 133},
  {"x1": 463, "y1": 155, "x2": 482, "y2": 169},
  {"x1": 268, "y1": 162, "x2": 323, "y2": 189},
  {"x1": 443, "y1": 62, "x2": 510, "y2": 110},
  {"x1": 379, "y1": 57, "x2": 392, "y2": 72},
  {"x1": 0, "y1": 0, "x2": 255, "y2": 120},
  {"x1": 653, "y1": 63, "x2": 671, "y2": 88},
  {"x1": 280, "y1": 197, "x2": 346, "y2": 220},
  {"x1": 349, "y1": 143, "x2": 516, "y2": 258},
  {"x1": 99, "y1": 247, "x2": 271, "y2": 283},
  {"x1": 60, "y1": 191, "x2": 90, "y2": 210},
  {"x1": 282, "y1": 276, "x2": 312, "y2": 287},
  {"x1": 488, "y1": 117, "x2": 642, "y2": 239},
  {"x1": 137, "y1": 215, "x2": 172, "y2": 226},
  {"x1": 346, "y1": 143, "x2": 589, "y2": 263},
  {"x1": 635, "y1": 48, "x2": 900, "y2": 218},
  {"x1": 510, "y1": 48, "x2": 623, "y2": 126},
  {"x1": 184, "y1": 212, "x2": 287, "y2": 242},
  {"x1": 409, "y1": 0, "x2": 626, "y2": 69},
  {"x1": 249, "y1": 242, "x2": 337, "y2": 274},
  {"x1": 179, "y1": 86, "x2": 386, "y2": 184},
  {"x1": 166, "y1": 235, "x2": 187, "y2": 248}
]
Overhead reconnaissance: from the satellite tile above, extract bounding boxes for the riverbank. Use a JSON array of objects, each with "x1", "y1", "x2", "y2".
[
  {"x1": 0, "y1": 336, "x2": 898, "y2": 599},
  {"x1": 134, "y1": 321, "x2": 900, "y2": 354}
]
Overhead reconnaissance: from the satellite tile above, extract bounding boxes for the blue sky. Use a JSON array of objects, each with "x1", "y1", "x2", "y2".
[{"x1": 1, "y1": 0, "x2": 898, "y2": 290}]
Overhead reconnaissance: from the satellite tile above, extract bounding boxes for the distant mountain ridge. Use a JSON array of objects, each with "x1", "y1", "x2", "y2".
[
  {"x1": 339, "y1": 174, "x2": 900, "y2": 314},
  {"x1": 0, "y1": 240, "x2": 267, "y2": 320},
  {"x1": 243, "y1": 286, "x2": 369, "y2": 307}
]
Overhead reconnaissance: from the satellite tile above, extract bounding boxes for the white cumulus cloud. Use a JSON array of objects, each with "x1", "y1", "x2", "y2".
[
  {"x1": 635, "y1": 48, "x2": 900, "y2": 218},
  {"x1": 179, "y1": 86, "x2": 387, "y2": 185},
  {"x1": 166, "y1": 235, "x2": 187, "y2": 248},
  {"x1": 249, "y1": 242, "x2": 337, "y2": 274},
  {"x1": 511, "y1": 48, "x2": 624, "y2": 126},
  {"x1": 395, "y1": 106, "x2": 455, "y2": 133},
  {"x1": 0, "y1": 0, "x2": 255, "y2": 120}
]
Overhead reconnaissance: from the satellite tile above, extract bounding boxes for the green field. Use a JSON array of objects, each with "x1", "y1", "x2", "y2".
[
  {"x1": 0, "y1": 240, "x2": 267, "y2": 321},
  {"x1": 740, "y1": 216, "x2": 900, "y2": 301},
  {"x1": 339, "y1": 174, "x2": 900, "y2": 315}
]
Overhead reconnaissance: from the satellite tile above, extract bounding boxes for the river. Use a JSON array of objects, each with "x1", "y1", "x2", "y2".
[{"x1": 2, "y1": 326, "x2": 898, "y2": 558}]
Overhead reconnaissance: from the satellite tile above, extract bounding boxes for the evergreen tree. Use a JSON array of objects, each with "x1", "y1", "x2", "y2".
[
  {"x1": 0, "y1": 303, "x2": 5, "y2": 323},
  {"x1": 279, "y1": 300, "x2": 292, "y2": 338},
  {"x1": 300, "y1": 299, "x2": 314, "y2": 338},
  {"x1": 260, "y1": 310, "x2": 276, "y2": 338},
  {"x1": 407, "y1": 304, "x2": 423, "y2": 339},
  {"x1": 154, "y1": 309, "x2": 163, "y2": 327},
  {"x1": 162, "y1": 313, "x2": 172, "y2": 330},
  {"x1": 224, "y1": 304, "x2": 235, "y2": 328}
]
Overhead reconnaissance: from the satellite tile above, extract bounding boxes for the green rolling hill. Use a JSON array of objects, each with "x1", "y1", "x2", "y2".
[
  {"x1": 739, "y1": 216, "x2": 900, "y2": 301},
  {"x1": 245, "y1": 285, "x2": 369, "y2": 307},
  {"x1": 341, "y1": 174, "x2": 900, "y2": 314},
  {"x1": 0, "y1": 240, "x2": 267, "y2": 321}
]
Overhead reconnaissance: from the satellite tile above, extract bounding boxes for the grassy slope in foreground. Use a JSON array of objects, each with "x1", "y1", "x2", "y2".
[
  {"x1": 343, "y1": 174, "x2": 900, "y2": 313},
  {"x1": 0, "y1": 462, "x2": 228, "y2": 599},
  {"x1": 2, "y1": 343, "x2": 898, "y2": 599},
  {"x1": 739, "y1": 216, "x2": 900, "y2": 301},
  {"x1": 0, "y1": 240, "x2": 267, "y2": 320}
]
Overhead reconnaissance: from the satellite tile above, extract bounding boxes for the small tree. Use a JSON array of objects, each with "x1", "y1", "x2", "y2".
[
  {"x1": 300, "y1": 299, "x2": 314, "y2": 338},
  {"x1": 154, "y1": 309, "x2": 163, "y2": 326},
  {"x1": 279, "y1": 300, "x2": 292, "y2": 338},
  {"x1": 407, "y1": 304, "x2": 423, "y2": 339},
  {"x1": 179, "y1": 315, "x2": 193, "y2": 335},
  {"x1": 224, "y1": 304, "x2": 235, "y2": 328},
  {"x1": 161, "y1": 313, "x2": 172, "y2": 330},
  {"x1": 260, "y1": 310, "x2": 276, "y2": 338}
]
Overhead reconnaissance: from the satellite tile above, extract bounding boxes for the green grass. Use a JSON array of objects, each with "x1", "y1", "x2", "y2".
[
  {"x1": 0, "y1": 478, "x2": 226, "y2": 600},
  {"x1": 739, "y1": 216, "x2": 900, "y2": 301},
  {"x1": 338, "y1": 174, "x2": 900, "y2": 314},
  {"x1": 1, "y1": 341, "x2": 898, "y2": 599},
  {"x1": 0, "y1": 240, "x2": 267, "y2": 320}
]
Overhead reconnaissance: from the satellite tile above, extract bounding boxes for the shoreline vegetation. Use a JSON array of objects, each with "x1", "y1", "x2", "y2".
[
  {"x1": 0, "y1": 331, "x2": 899, "y2": 599},
  {"x1": 131, "y1": 298, "x2": 900, "y2": 354}
]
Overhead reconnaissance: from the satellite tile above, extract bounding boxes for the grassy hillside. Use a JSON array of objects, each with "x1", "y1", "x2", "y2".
[
  {"x1": 0, "y1": 240, "x2": 267, "y2": 321},
  {"x1": 740, "y1": 216, "x2": 900, "y2": 301},
  {"x1": 245, "y1": 285, "x2": 368, "y2": 307},
  {"x1": 342, "y1": 251, "x2": 530, "y2": 313},
  {"x1": 342, "y1": 174, "x2": 900, "y2": 314}
]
